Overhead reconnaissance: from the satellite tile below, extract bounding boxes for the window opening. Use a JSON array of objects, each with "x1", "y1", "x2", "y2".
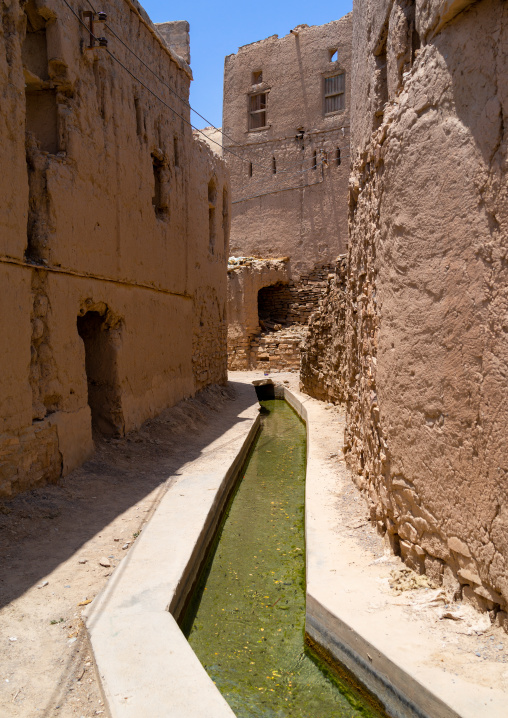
[
  {"x1": 312, "y1": 150, "x2": 317, "y2": 170},
  {"x1": 336, "y1": 147, "x2": 341, "y2": 166},
  {"x1": 208, "y1": 178, "x2": 217, "y2": 253},
  {"x1": 249, "y1": 162, "x2": 253, "y2": 178},
  {"x1": 272, "y1": 156, "x2": 276, "y2": 174},
  {"x1": 77, "y1": 310, "x2": 124, "y2": 436},
  {"x1": 151, "y1": 154, "x2": 166, "y2": 218},
  {"x1": 252, "y1": 70, "x2": 263, "y2": 84},
  {"x1": 329, "y1": 49, "x2": 338, "y2": 62},
  {"x1": 249, "y1": 92, "x2": 267, "y2": 130},
  {"x1": 324, "y1": 73, "x2": 345, "y2": 114},
  {"x1": 222, "y1": 186, "x2": 229, "y2": 255},
  {"x1": 25, "y1": 90, "x2": 58, "y2": 153},
  {"x1": 174, "y1": 136, "x2": 179, "y2": 167},
  {"x1": 22, "y1": 28, "x2": 49, "y2": 80},
  {"x1": 23, "y1": 3, "x2": 58, "y2": 153},
  {"x1": 134, "y1": 98, "x2": 143, "y2": 137}
]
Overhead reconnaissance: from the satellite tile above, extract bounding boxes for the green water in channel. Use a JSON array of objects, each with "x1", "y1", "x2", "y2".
[{"x1": 181, "y1": 399, "x2": 378, "y2": 718}]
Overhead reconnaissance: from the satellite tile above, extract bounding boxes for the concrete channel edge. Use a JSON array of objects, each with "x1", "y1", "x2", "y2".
[
  {"x1": 84, "y1": 379, "x2": 469, "y2": 718},
  {"x1": 283, "y1": 385, "x2": 462, "y2": 718},
  {"x1": 85, "y1": 385, "x2": 260, "y2": 718}
]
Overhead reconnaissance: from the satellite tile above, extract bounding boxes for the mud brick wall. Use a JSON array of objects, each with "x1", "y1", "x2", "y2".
[
  {"x1": 300, "y1": 256, "x2": 347, "y2": 403},
  {"x1": 223, "y1": 17, "x2": 352, "y2": 280},
  {"x1": 250, "y1": 332, "x2": 303, "y2": 372},
  {"x1": 347, "y1": 0, "x2": 508, "y2": 625},
  {"x1": 0, "y1": 0, "x2": 228, "y2": 498}
]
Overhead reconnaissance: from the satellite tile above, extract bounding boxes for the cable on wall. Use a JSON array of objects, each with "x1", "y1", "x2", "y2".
[{"x1": 66, "y1": 0, "x2": 351, "y2": 176}]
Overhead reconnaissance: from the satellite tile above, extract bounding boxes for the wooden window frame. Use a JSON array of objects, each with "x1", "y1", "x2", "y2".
[
  {"x1": 248, "y1": 90, "x2": 269, "y2": 132},
  {"x1": 323, "y1": 72, "x2": 345, "y2": 116}
]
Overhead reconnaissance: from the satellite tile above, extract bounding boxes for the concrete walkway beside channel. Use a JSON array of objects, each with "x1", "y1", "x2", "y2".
[
  {"x1": 280, "y1": 380, "x2": 508, "y2": 718},
  {"x1": 85, "y1": 379, "x2": 259, "y2": 718},
  {"x1": 86, "y1": 371, "x2": 508, "y2": 718}
]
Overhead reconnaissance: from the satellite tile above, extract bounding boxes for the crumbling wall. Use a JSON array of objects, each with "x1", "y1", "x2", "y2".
[
  {"x1": 348, "y1": 0, "x2": 508, "y2": 623},
  {"x1": 227, "y1": 258, "x2": 336, "y2": 370},
  {"x1": 155, "y1": 20, "x2": 190, "y2": 64},
  {"x1": 227, "y1": 258, "x2": 290, "y2": 370},
  {"x1": 0, "y1": 0, "x2": 228, "y2": 498},
  {"x1": 223, "y1": 17, "x2": 352, "y2": 279},
  {"x1": 222, "y1": 16, "x2": 352, "y2": 371},
  {"x1": 300, "y1": 255, "x2": 347, "y2": 403}
]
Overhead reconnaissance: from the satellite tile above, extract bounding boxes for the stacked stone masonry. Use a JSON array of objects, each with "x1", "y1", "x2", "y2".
[
  {"x1": 227, "y1": 258, "x2": 335, "y2": 371},
  {"x1": 223, "y1": 17, "x2": 352, "y2": 373},
  {"x1": 250, "y1": 328, "x2": 304, "y2": 373},
  {"x1": 340, "y1": 0, "x2": 508, "y2": 627},
  {"x1": 300, "y1": 255, "x2": 348, "y2": 403},
  {"x1": 0, "y1": 0, "x2": 229, "y2": 498}
]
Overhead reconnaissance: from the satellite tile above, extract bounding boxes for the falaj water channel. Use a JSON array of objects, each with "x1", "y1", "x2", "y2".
[{"x1": 182, "y1": 399, "x2": 381, "y2": 718}]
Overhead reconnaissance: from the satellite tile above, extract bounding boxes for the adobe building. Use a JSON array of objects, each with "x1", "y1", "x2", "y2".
[
  {"x1": 222, "y1": 16, "x2": 352, "y2": 371},
  {"x1": 0, "y1": 0, "x2": 229, "y2": 498},
  {"x1": 303, "y1": 0, "x2": 508, "y2": 621}
]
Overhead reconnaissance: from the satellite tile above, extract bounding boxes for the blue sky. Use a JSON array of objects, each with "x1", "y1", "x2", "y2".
[{"x1": 141, "y1": 0, "x2": 353, "y2": 129}]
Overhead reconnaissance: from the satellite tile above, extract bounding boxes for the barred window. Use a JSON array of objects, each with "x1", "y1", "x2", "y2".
[
  {"x1": 249, "y1": 92, "x2": 267, "y2": 130},
  {"x1": 324, "y1": 73, "x2": 345, "y2": 114}
]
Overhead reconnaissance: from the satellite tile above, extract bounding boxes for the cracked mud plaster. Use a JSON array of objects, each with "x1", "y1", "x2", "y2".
[
  {"x1": 343, "y1": 0, "x2": 508, "y2": 623},
  {"x1": 0, "y1": 0, "x2": 229, "y2": 498},
  {"x1": 300, "y1": 255, "x2": 349, "y2": 403}
]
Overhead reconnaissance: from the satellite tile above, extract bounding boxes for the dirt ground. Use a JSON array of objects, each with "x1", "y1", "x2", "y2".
[
  {"x1": 0, "y1": 383, "x2": 237, "y2": 718},
  {"x1": 1, "y1": 372, "x2": 507, "y2": 718}
]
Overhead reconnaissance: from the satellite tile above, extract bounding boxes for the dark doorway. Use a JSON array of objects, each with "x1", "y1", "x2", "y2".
[
  {"x1": 258, "y1": 283, "x2": 292, "y2": 330},
  {"x1": 77, "y1": 311, "x2": 124, "y2": 436}
]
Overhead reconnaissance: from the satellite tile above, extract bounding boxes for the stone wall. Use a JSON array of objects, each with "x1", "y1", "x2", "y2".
[
  {"x1": 227, "y1": 258, "x2": 334, "y2": 370},
  {"x1": 300, "y1": 255, "x2": 347, "y2": 403},
  {"x1": 222, "y1": 16, "x2": 352, "y2": 372},
  {"x1": 223, "y1": 17, "x2": 352, "y2": 280},
  {"x1": 227, "y1": 258, "x2": 290, "y2": 370},
  {"x1": 346, "y1": 0, "x2": 508, "y2": 621},
  {"x1": 258, "y1": 264, "x2": 336, "y2": 327},
  {"x1": 0, "y1": 0, "x2": 228, "y2": 498},
  {"x1": 250, "y1": 330, "x2": 303, "y2": 373}
]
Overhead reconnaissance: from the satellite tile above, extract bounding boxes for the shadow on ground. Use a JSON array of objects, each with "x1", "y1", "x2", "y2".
[{"x1": 0, "y1": 381, "x2": 257, "y2": 610}]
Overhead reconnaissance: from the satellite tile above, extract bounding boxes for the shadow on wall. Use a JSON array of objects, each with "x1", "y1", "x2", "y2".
[
  {"x1": 0, "y1": 382, "x2": 256, "y2": 613},
  {"x1": 258, "y1": 282, "x2": 292, "y2": 328},
  {"x1": 435, "y1": 0, "x2": 506, "y2": 165}
]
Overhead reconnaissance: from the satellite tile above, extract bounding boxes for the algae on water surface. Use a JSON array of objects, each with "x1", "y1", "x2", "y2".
[{"x1": 182, "y1": 399, "x2": 378, "y2": 717}]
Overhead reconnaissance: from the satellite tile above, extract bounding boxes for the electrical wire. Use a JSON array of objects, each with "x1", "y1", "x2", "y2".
[
  {"x1": 60, "y1": 0, "x2": 260, "y2": 162},
  {"x1": 225, "y1": 125, "x2": 350, "y2": 148},
  {"x1": 232, "y1": 174, "x2": 324, "y2": 204},
  {"x1": 103, "y1": 49, "x2": 327, "y2": 180},
  {"x1": 60, "y1": 0, "x2": 351, "y2": 188},
  {"x1": 73, "y1": 0, "x2": 351, "y2": 175},
  {"x1": 236, "y1": 159, "x2": 324, "y2": 198},
  {"x1": 235, "y1": 152, "x2": 350, "y2": 202},
  {"x1": 103, "y1": 20, "x2": 350, "y2": 177},
  {"x1": 82, "y1": 0, "x2": 244, "y2": 144},
  {"x1": 237, "y1": 149, "x2": 350, "y2": 192}
]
